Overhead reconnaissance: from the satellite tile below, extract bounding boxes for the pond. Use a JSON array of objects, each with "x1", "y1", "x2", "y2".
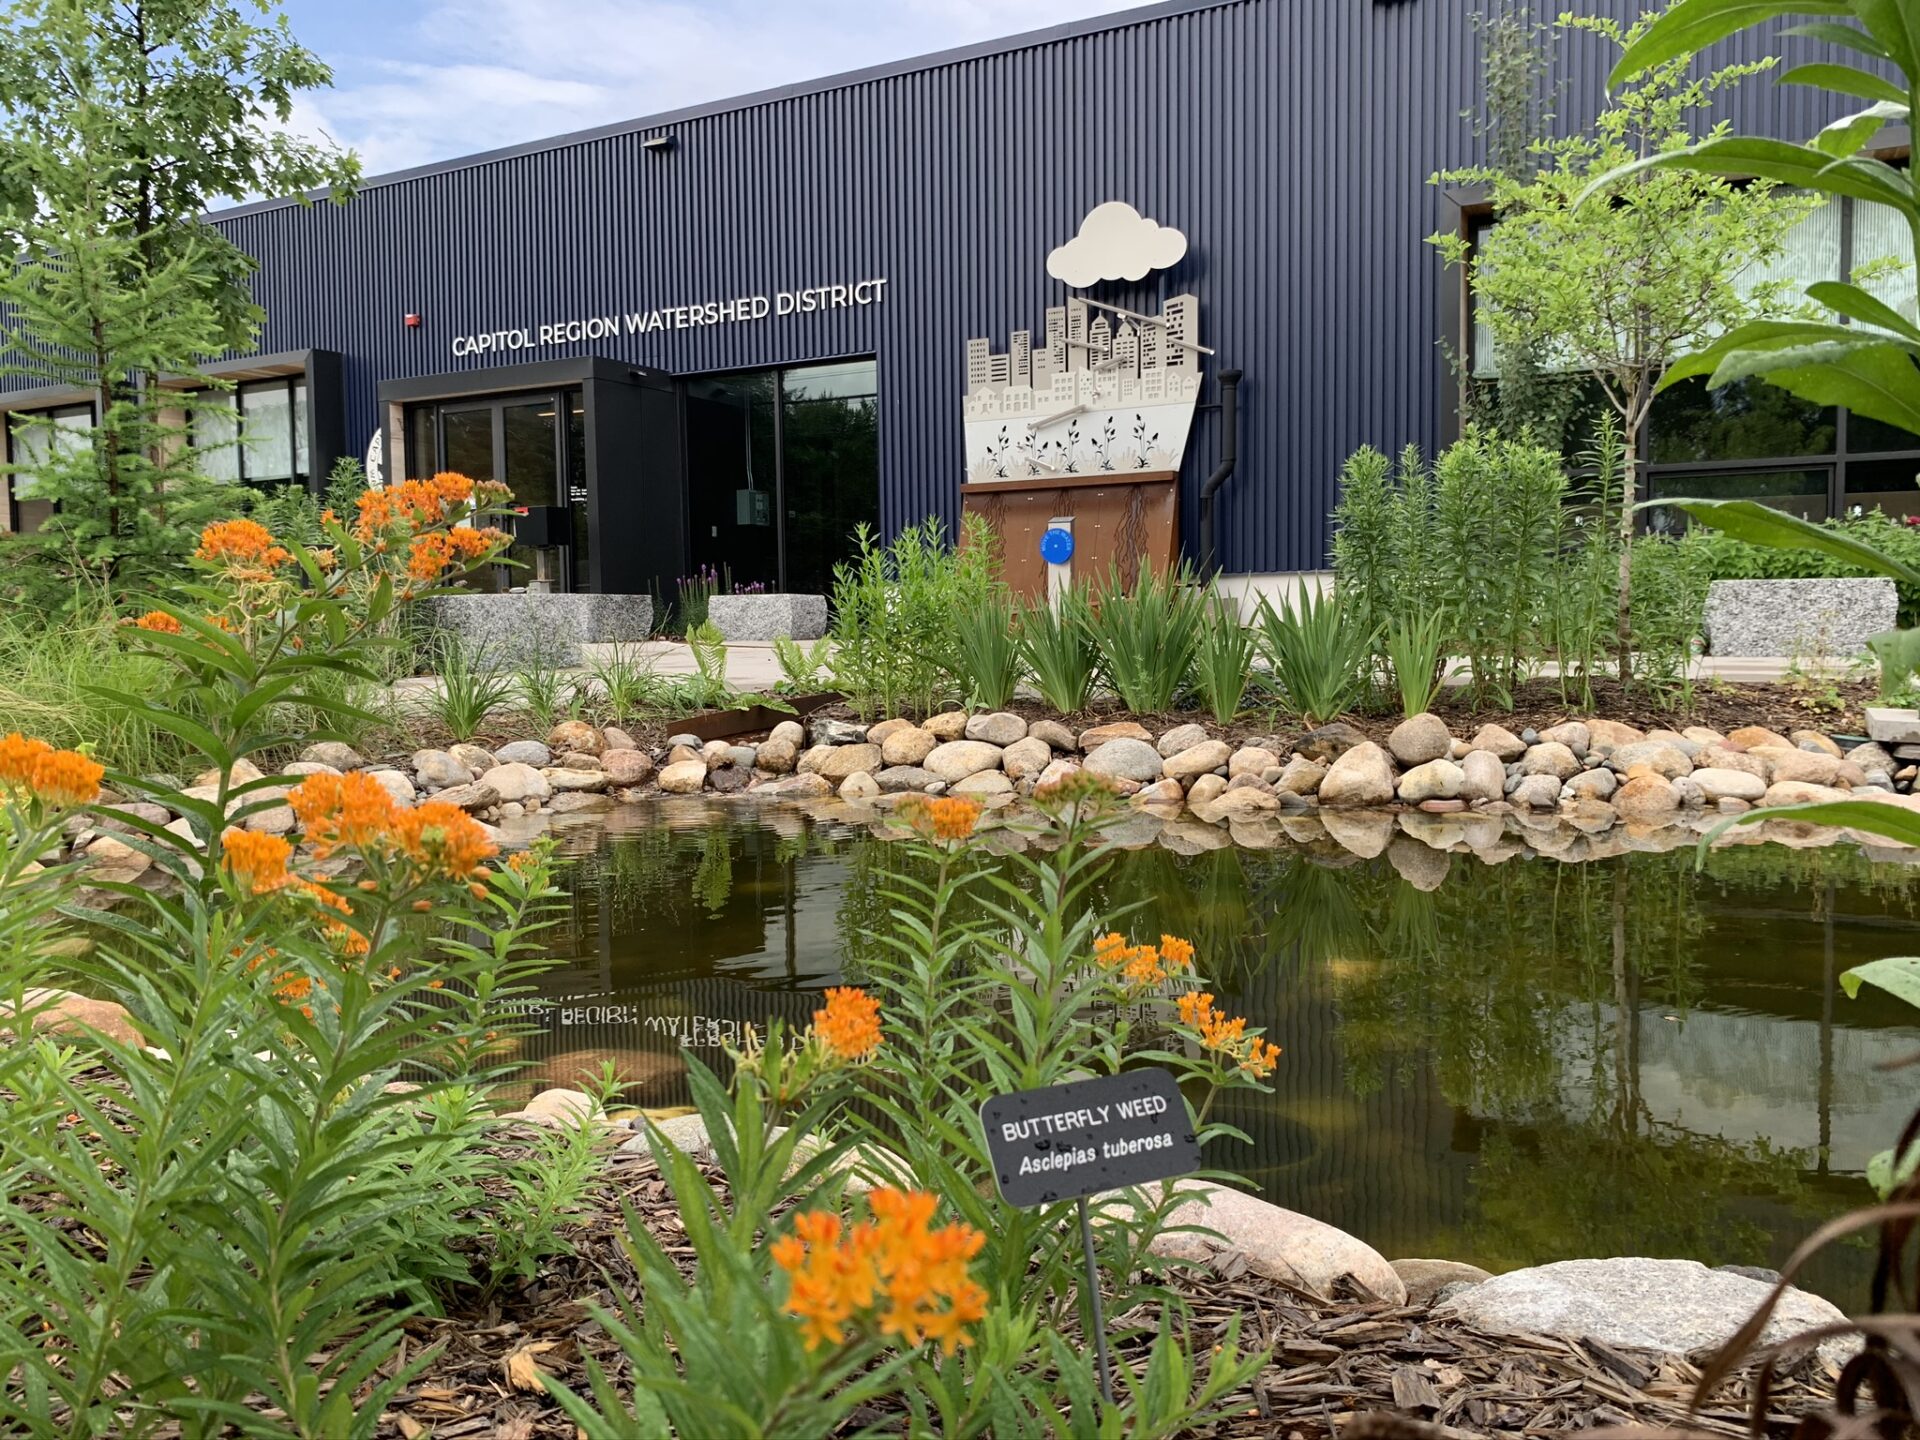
[{"x1": 519, "y1": 799, "x2": 1920, "y2": 1310}]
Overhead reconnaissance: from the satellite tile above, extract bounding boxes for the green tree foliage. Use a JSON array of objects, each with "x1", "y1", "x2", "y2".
[
  {"x1": 0, "y1": 0, "x2": 359, "y2": 606},
  {"x1": 1595, "y1": 0, "x2": 1920, "y2": 439},
  {"x1": 1431, "y1": 8, "x2": 1812, "y2": 676}
]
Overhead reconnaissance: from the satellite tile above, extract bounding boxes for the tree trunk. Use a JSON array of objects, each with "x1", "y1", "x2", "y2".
[{"x1": 1614, "y1": 392, "x2": 1647, "y2": 687}]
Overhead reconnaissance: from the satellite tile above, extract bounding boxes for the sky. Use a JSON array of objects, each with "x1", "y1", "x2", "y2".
[{"x1": 277, "y1": 0, "x2": 1157, "y2": 179}]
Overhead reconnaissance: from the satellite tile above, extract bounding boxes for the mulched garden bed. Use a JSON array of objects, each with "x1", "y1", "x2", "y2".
[{"x1": 370, "y1": 1133, "x2": 1840, "y2": 1440}]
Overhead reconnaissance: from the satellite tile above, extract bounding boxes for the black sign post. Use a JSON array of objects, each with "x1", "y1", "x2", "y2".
[{"x1": 980, "y1": 1069, "x2": 1202, "y2": 1403}]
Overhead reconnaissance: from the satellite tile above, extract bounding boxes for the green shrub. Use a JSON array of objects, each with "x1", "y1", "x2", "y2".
[
  {"x1": 423, "y1": 637, "x2": 517, "y2": 741},
  {"x1": 0, "y1": 604, "x2": 189, "y2": 774},
  {"x1": 1191, "y1": 593, "x2": 1259, "y2": 724},
  {"x1": 1084, "y1": 565, "x2": 1206, "y2": 714},
  {"x1": 828, "y1": 516, "x2": 996, "y2": 720},
  {"x1": 1629, "y1": 535, "x2": 1712, "y2": 705},
  {"x1": 1255, "y1": 582, "x2": 1376, "y2": 724},
  {"x1": 1384, "y1": 610, "x2": 1449, "y2": 718},
  {"x1": 953, "y1": 590, "x2": 1021, "y2": 710},
  {"x1": 1016, "y1": 587, "x2": 1100, "y2": 714}
]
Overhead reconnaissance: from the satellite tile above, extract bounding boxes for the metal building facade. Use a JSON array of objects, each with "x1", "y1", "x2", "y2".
[{"x1": 22, "y1": 0, "x2": 1872, "y2": 576}]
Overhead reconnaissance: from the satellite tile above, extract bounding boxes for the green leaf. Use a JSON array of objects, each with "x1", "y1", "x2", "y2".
[
  {"x1": 1811, "y1": 99, "x2": 1908, "y2": 157},
  {"x1": 1804, "y1": 280, "x2": 1920, "y2": 340},
  {"x1": 1839, "y1": 956, "x2": 1920, "y2": 1008},
  {"x1": 1867, "y1": 1140, "x2": 1920, "y2": 1198},
  {"x1": 1611, "y1": 0, "x2": 1852, "y2": 85},
  {"x1": 1712, "y1": 338, "x2": 1920, "y2": 437},
  {"x1": 1856, "y1": 0, "x2": 1920, "y2": 83},
  {"x1": 1867, "y1": 628, "x2": 1920, "y2": 696},
  {"x1": 1780, "y1": 61, "x2": 1910, "y2": 105},
  {"x1": 1579, "y1": 137, "x2": 1914, "y2": 211},
  {"x1": 1661, "y1": 320, "x2": 1920, "y2": 389},
  {"x1": 1784, "y1": 19, "x2": 1894, "y2": 61},
  {"x1": 1646, "y1": 499, "x2": 1920, "y2": 582}
]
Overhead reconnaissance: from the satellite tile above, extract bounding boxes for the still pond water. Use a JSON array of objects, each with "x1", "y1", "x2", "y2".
[{"x1": 522, "y1": 800, "x2": 1920, "y2": 1309}]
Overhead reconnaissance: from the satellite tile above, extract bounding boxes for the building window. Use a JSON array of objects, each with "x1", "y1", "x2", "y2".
[
  {"x1": 4, "y1": 402, "x2": 94, "y2": 534},
  {"x1": 191, "y1": 378, "x2": 309, "y2": 489},
  {"x1": 1465, "y1": 187, "x2": 1920, "y2": 523}
]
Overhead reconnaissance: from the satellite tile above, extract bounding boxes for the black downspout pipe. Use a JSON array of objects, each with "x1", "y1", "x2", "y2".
[{"x1": 1198, "y1": 368, "x2": 1242, "y2": 578}]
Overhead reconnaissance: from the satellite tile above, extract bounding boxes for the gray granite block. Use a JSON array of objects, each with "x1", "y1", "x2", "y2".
[
  {"x1": 1702, "y1": 578, "x2": 1895, "y2": 659},
  {"x1": 422, "y1": 593, "x2": 653, "y2": 668},
  {"x1": 707, "y1": 593, "x2": 828, "y2": 642}
]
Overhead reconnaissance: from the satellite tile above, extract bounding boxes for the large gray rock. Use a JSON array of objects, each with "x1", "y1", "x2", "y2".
[
  {"x1": 657, "y1": 760, "x2": 707, "y2": 794},
  {"x1": 1388, "y1": 712, "x2": 1452, "y2": 767},
  {"x1": 1459, "y1": 750, "x2": 1506, "y2": 803},
  {"x1": 874, "y1": 765, "x2": 938, "y2": 793},
  {"x1": 965, "y1": 711, "x2": 1029, "y2": 746},
  {"x1": 1157, "y1": 723, "x2": 1211, "y2": 758},
  {"x1": 1467, "y1": 724, "x2": 1527, "y2": 761},
  {"x1": 1435, "y1": 1257, "x2": 1851, "y2": 1364},
  {"x1": 1001, "y1": 736, "x2": 1054, "y2": 781},
  {"x1": 707, "y1": 592, "x2": 827, "y2": 642},
  {"x1": 482, "y1": 762, "x2": 551, "y2": 803},
  {"x1": 411, "y1": 749, "x2": 473, "y2": 789},
  {"x1": 423, "y1": 593, "x2": 653, "y2": 668},
  {"x1": 1162, "y1": 740, "x2": 1232, "y2": 783},
  {"x1": 1518, "y1": 742, "x2": 1581, "y2": 781},
  {"x1": 1705, "y1": 577, "x2": 1895, "y2": 659},
  {"x1": 880, "y1": 726, "x2": 939, "y2": 767},
  {"x1": 1127, "y1": 1181, "x2": 1406, "y2": 1304},
  {"x1": 923, "y1": 740, "x2": 1004, "y2": 783},
  {"x1": 1083, "y1": 739, "x2": 1164, "y2": 783},
  {"x1": 603, "y1": 749, "x2": 655, "y2": 786},
  {"x1": 1397, "y1": 758, "x2": 1463, "y2": 803},
  {"x1": 300, "y1": 741, "x2": 365, "y2": 771},
  {"x1": 1691, "y1": 767, "x2": 1767, "y2": 803},
  {"x1": 1319, "y1": 741, "x2": 1395, "y2": 807},
  {"x1": 494, "y1": 740, "x2": 552, "y2": 768},
  {"x1": 798, "y1": 743, "x2": 884, "y2": 781},
  {"x1": 1609, "y1": 741, "x2": 1693, "y2": 778}
]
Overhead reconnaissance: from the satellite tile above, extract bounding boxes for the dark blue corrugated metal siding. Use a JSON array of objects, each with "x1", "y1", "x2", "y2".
[{"x1": 40, "y1": 0, "x2": 1876, "y2": 572}]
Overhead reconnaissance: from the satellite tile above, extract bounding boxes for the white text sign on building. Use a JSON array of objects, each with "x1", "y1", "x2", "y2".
[{"x1": 451, "y1": 277, "x2": 889, "y2": 357}]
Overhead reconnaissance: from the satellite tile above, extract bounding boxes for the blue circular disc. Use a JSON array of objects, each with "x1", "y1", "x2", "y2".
[{"x1": 1039, "y1": 527, "x2": 1075, "y2": 565}]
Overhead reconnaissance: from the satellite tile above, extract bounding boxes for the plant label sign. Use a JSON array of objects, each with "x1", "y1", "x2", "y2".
[{"x1": 980, "y1": 1069, "x2": 1200, "y2": 1208}]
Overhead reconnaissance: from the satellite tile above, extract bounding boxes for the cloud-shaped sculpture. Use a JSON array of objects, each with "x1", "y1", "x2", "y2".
[{"x1": 1046, "y1": 201, "x2": 1188, "y2": 287}]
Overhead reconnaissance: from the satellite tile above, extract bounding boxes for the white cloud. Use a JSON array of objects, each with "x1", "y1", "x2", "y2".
[
  {"x1": 289, "y1": 0, "x2": 1151, "y2": 178},
  {"x1": 1045, "y1": 201, "x2": 1187, "y2": 287}
]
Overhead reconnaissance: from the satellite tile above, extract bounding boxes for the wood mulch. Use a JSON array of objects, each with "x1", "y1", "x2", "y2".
[{"x1": 368, "y1": 1136, "x2": 1840, "y2": 1440}]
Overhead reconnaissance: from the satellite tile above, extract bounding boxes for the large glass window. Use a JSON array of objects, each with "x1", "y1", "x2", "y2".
[
  {"x1": 190, "y1": 378, "x2": 309, "y2": 489},
  {"x1": 5, "y1": 403, "x2": 93, "y2": 534},
  {"x1": 684, "y1": 359, "x2": 879, "y2": 596}
]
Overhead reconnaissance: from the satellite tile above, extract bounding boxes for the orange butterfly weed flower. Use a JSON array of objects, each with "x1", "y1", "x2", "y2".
[
  {"x1": 195, "y1": 518, "x2": 290, "y2": 571},
  {"x1": 131, "y1": 610, "x2": 182, "y2": 634},
  {"x1": 897, "y1": 794, "x2": 982, "y2": 842},
  {"x1": 1094, "y1": 931, "x2": 1195, "y2": 990},
  {"x1": 813, "y1": 986, "x2": 883, "y2": 1060},
  {"x1": 1176, "y1": 990, "x2": 1279, "y2": 1077},
  {"x1": 221, "y1": 829, "x2": 294, "y2": 894},
  {"x1": 1242, "y1": 1038, "x2": 1283, "y2": 1078},
  {"x1": 772, "y1": 1188, "x2": 987, "y2": 1354},
  {"x1": 390, "y1": 801, "x2": 498, "y2": 880},
  {"x1": 287, "y1": 771, "x2": 400, "y2": 857},
  {"x1": 0, "y1": 734, "x2": 103, "y2": 807},
  {"x1": 1158, "y1": 934, "x2": 1195, "y2": 971}
]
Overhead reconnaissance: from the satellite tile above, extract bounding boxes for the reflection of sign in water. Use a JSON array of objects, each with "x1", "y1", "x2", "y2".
[{"x1": 981, "y1": 1069, "x2": 1200, "y2": 1208}]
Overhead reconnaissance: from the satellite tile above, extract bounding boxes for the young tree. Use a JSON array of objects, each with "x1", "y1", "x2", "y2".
[
  {"x1": 1430, "y1": 9, "x2": 1811, "y2": 680},
  {"x1": 0, "y1": 0, "x2": 359, "y2": 604}
]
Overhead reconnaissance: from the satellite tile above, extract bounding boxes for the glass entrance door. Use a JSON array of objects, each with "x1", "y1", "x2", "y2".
[
  {"x1": 407, "y1": 389, "x2": 587, "y2": 591},
  {"x1": 684, "y1": 359, "x2": 877, "y2": 595}
]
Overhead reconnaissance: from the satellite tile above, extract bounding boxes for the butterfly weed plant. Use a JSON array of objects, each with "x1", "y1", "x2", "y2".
[
  {"x1": 550, "y1": 777, "x2": 1275, "y2": 1436},
  {"x1": 0, "y1": 474, "x2": 580, "y2": 1439}
]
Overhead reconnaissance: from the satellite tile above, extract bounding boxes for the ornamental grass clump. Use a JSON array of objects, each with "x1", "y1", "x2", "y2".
[{"x1": 0, "y1": 477, "x2": 588, "y2": 1440}]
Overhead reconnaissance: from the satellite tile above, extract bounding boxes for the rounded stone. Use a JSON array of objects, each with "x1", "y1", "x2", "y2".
[
  {"x1": 951, "y1": 770, "x2": 1014, "y2": 797},
  {"x1": 865, "y1": 718, "x2": 915, "y2": 745},
  {"x1": 1001, "y1": 736, "x2": 1054, "y2": 781},
  {"x1": 300, "y1": 741, "x2": 365, "y2": 770},
  {"x1": 1133, "y1": 777, "x2": 1185, "y2": 806},
  {"x1": 449, "y1": 742, "x2": 497, "y2": 774},
  {"x1": 1229, "y1": 746, "x2": 1281, "y2": 779},
  {"x1": 1396, "y1": 758, "x2": 1463, "y2": 803},
  {"x1": 798, "y1": 743, "x2": 885, "y2": 781},
  {"x1": 495, "y1": 740, "x2": 553, "y2": 768},
  {"x1": 701, "y1": 739, "x2": 734, "y2": 768},
  {"x1": 1320, "y1": 741, "x2": 1396, "y2": 807},
  {"x1": 1563, "y1": 768, "x2": 1617, "y2": 801},
  {"x1": 1274, "y1": 756, "x2": 1326, "y2": 795},
  {"x1": 757, "y1": 737, "x2": 798, "y2": 774},
  {"x1": 431, "y1": 781, "x2": 500, "y2": 812},
  {"x1": 1082, "y1": 738, "x2": 1164, "y2": 783},
  {"x1": 1585, "y1": 719, "x2": 1646, "y2": 752},
  {"x1": 1753, "y1": 746, "x2": 1841, "y2": 786},
  {"x1": 839, "y1": 772, "x2": 880, "y2": 801},
  {"x1": 1199, "y1": 786, "x2": 1279, "y2": 819},
  {"x1": 1615, "y1": 772, "x2": 1679, "y2": 823},
  {"x1": 1538, "y1": 721, "x2": 1591, "y2": 757},
  {"x1": 1028, "y1": 719, "x2": 1078, "y2": 751},
  {"x1": 1458, "y1": 750, "x2": 1506, "y2": 803},
  {"x1": 881, "y1": 726, "x2": 939, "y2": 767},
  {"x1": 1079, "y1": 720, "x2": 1154, "y2": 750},
  {"x1": 923, "y1": 711, "x2": 972, "y2": 741},
  {"x1": 874, "y1": 765, "x2": 938, "y2": 793},
  {"x1": 919, "y1": 739, "x2": 1003, "y2": 783},
  {"x1": 1387, "y1": 712, "x2": 1452, "y2": 767},
  {"x1": 481, "y1": 762, "x2": 552, "y2": 803},
  {"x1": 1517, "y1": 742, "x2": 1580, "y2": 781},
  {"x1": 657, "y1": 760, "x2": 708, "y2": 794},
  {"x1": 1391, "y1": 1258, "x2": 1495, "y2": 1306},
  {"x1": 1509, "y1": 774, "x2": 1562, "y2": 809},
  {"x1": 546, "y1": 721, "x2": 605, "y2": 757},
  {"x1": 768, "y1": 720, "x2": 806, "y2": 749},
  {"x1": 1186, "y1": 773, "x2": 1228, "y2": 807},
  {"x1": 966, "y1": 711, "x2": 1029, "y2": 745},
  {"x1": 411, "y1": 749, "x2": 473, "y2": 789},
  {"x1": 1691, "y1": 767, "x2": 1766, "y2": 803},
  {"x1": 1762, "y1": 779, "x2": 1852, "y2": 807},
  {"x1": 365, "y1": 769, "x2": 417, "y2": 805},
  {"x1": 544, "y1": 767, "x2": 610, "y2": 792},
  {"x1": 601, "y1": 750, "x2": 654, "y2": 786},
  {"x1": 1156, "y1": 722, "x2": 1211, "y2": 758},
  {"x1": 1608, "y1": 741, "x2": 1693, "y2": 778},
  {"x1": 1466, "y1": 723, "x2": 1527, "y2": 761},
  {"x1": 1162, "y1": 740, "x2": 1232, "y2": 783}
]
